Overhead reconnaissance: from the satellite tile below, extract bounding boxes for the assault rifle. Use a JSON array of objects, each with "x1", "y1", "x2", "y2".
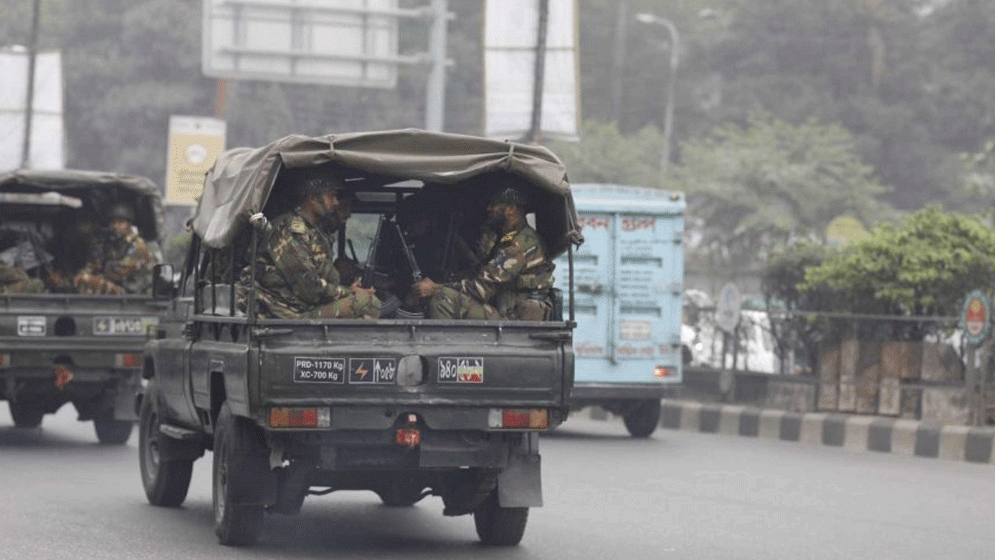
[
  {"x1": 393, "y1": 220, "x2": 423, "y2": 283},
  {"x1": 361, "y1": 214, "x2": 387, "y2": 289}
]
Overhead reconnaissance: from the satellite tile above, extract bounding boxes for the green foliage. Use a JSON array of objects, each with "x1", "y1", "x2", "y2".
[
  {"x1": 546, "y1": 120, "x2": 664, "y2": 187},
  {"x1": 761, "y1": 242, "x2": 831, "y2": 312},
  {"x1": 673, "y1": 113, "x2": 888, "y2": 268},
  {"x1": 801, "y1": 206, "x2": 995, "y2": 316}
]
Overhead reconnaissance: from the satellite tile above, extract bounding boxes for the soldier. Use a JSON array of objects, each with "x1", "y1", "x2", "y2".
[
  {"x1": 412, "y1": 183, "x2": 554, "y2": 320},
  {"x1": 246, "y1": 176, "x2": 380, "y2": 319},
  {"x1": 73, "y1": 204, "x2": 158, "y2": 295},
  {"x1": 0, "y1": 262, "x2": 45, "y2": 294}
]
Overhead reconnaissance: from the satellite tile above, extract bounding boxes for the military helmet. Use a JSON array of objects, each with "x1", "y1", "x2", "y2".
[
  {"x1": 108, "y1": 203, "x2": 135, "y2": 223},
  {"x1": 300, "y1": 175, "x2": 344, "y2": 199},
  {"x1": 489, "y1": 185, "x2": 529, "y2": 208}
]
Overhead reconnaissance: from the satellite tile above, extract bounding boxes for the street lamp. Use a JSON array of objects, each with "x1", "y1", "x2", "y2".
[{"x1": 636, "y1": 12, "x2": 680, "y2": 178}]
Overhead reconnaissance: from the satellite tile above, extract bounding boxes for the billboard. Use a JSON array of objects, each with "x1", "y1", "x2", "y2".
[
  {"x1": 484, "y1": 0, "x2": 579, "y2": 140},
  {"x1": 0, "y1": 48, "x2": 64, "y2": 170},
  {"x1": 165, "y1": 116, "x2": 227, "y2": 206},
  {"x1": 202, "y1": 0, "x2": 402, "y2": 88}
]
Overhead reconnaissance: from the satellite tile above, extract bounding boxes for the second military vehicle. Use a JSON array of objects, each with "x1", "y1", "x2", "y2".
[{"x1": 0, "y1": 169, "x2": 165, "y2": 444}]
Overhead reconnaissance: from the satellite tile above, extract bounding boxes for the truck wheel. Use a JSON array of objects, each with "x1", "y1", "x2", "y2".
[
  {"x1": 94, "y1": 411, "x2": 134, "y2": 445},
  {"x1": 473, "y1": 490, "x2": 528, "y2": 546},
  {"x1": 213, "y1": 402, "x2": 268, "y2": 546},
  {"x1": 9, "y1": 401, "x2": 44, "y2": 428},
  {"x1": 139, "y1": 394, "x2": 193, "y2": 507},
  {"x1": 623, "y1": 399, "x2": 661, "y2": 438}
]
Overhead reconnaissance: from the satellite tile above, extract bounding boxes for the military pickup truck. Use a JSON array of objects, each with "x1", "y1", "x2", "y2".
[
  {"x1": 139, "y1": 129, "x2": 581, "y2": 547},
  {"x1": 0, "y1": 169, "x2": 165, "y2": 444}
]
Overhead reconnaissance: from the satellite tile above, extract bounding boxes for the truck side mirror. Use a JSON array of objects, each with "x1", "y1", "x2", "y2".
[{"x1": 152, "y1": 264, "x2": 176, "y2": 298}]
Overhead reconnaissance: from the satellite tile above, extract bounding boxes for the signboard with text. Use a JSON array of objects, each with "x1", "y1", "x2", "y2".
[{"x1": 165, "y1": 116, "x2": 226, "y2": 206}]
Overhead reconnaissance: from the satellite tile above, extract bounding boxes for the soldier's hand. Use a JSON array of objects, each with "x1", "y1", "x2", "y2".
[
  {"x1": 413, "y1": 278, "x2": 438, "y2": 299},
  {"x1": 350, "y1": 280, "x2": 375, "y2": 299}
]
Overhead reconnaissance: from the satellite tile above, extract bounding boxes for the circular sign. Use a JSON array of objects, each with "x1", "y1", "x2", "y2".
[
  {"x1": 960, "y1": 290, "x2": 992, "y2": 346},
  {"x1": 185, "y1": 143, "x2": 208, "y2": 165}
]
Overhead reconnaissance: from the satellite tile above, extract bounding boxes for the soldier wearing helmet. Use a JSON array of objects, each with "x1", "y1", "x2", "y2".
[
  {"x1": 242, "y1": 175, "x2": 380, "y2": 319},
  {"x1": 73, "y1": 202, "x2": 158, "y2": 294},
  {"x1": 413, "y1": 176, "x2": 554, "y2": 320}
]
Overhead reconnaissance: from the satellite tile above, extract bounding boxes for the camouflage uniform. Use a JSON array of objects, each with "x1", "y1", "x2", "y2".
[
  {"x1": 0, "y1": 263, "x2": 44, "y2": 294},
  {"x1": 428, "y1": 224, "x2": 554, "y2": 320},
  {"x1": 75, "y1": 229, "x2": 157, "y2": 295},
  {"x1": 244, "y1": 208, "x2": 380, "y2": 319}
]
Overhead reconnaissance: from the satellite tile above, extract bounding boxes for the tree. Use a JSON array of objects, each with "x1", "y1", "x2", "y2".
[
  {"x1": 546, "y1": 120, "x2": 664, "y2": 187},
  {"x1": 801, "y1": 206, "x2": 995, "y2": 318},
  {"x1": 672, "y1": 113, "x2": 889, "y2": 269}
]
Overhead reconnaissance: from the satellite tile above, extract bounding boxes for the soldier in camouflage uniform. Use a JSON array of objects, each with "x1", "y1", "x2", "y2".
[
  {"x1": 0, "y1": 263, "x2": 44, "y2": 294},
  {"x1": 413, "y1": 184, "x2": 554, "y2": 320},
  {"x1": 245, "y1": 176, "x2": 380, "y2": 320},
  {"x1": 73, "y1": 204, "x2": 158, "y2": 295}
]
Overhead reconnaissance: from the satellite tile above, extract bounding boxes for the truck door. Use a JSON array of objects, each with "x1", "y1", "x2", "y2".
[{"x1": 571, "y1": 208, "x2": 684, "y2": 384}]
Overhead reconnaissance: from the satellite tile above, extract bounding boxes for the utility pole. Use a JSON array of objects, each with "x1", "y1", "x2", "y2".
[
  {"x1": 424, "y1": 0, "x2": 448, "y2": 132},
  {"x1": 526, "y1": 0, "x2": 549, "y2": 143},
  {"x1": 21, "y1": 0, "x2": 42, "y2": 168},
  {"x1": 636, "y1": 13, "x2": 680, "y2": 178},
  {"x1": 609, "y1": 1, "x2": 629, "y2": 125}
]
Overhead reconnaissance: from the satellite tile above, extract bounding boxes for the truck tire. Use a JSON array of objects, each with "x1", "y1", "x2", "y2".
[
  {"x1": 213, "y1": 402, "x2": 269, "y2": 546},
  {"x1": 623, "y1": 399, "x2": 661, "y2": 438},
  {"x1": 473, "y1": 490, "x2": 528, "y2": 546},
  {"x1": 94, "y1": 411, "x2": 134, "y2": 445},
  {"x1": 139, "y1": 394, "x2": 193, "y2": 507},
  {"x1": 9, "y1": 401, "x2": 44, "y2": 428}
]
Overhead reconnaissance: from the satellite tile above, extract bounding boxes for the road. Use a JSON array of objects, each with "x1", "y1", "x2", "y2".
[{"x1": 1, "y1": 405, "x2": 993, "y2": 560}]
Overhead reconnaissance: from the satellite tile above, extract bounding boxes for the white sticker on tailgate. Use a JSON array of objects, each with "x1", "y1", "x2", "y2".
[
  {"x1": 17, "y1": 316, "x2": 46, "y2": 336},
  {"x1": 293, "y1": 357, "x2": 346, "y2": 383},
  {"x1": 93, "y1": 316, "x2": 159, "y2": 336}
]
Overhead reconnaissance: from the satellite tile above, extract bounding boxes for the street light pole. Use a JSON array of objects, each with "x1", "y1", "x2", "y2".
[{"x1": 636, "y1": 13, "x2": 679, "y2": 178}]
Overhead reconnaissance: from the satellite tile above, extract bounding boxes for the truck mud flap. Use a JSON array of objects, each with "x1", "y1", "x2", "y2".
[{"x1": 497, "y1": 452, "x2": 542, "y2": 508}]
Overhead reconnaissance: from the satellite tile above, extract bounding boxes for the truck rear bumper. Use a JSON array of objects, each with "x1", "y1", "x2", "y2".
[
  {"x1": 570, "y1": 382, "x2": 678, "y2": 402},
  {"x1": 272, "y1": 428, "x2": 531, "y2": 470}
]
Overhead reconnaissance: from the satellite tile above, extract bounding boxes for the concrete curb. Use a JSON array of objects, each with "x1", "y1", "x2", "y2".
[{"x1": 633, "y1": 400, "x2": 995, "y2": 465}]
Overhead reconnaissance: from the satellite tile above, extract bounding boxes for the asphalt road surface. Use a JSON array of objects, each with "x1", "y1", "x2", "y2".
[{"x1": 1, "y1": 405, "x2": 992, "y2": 560}]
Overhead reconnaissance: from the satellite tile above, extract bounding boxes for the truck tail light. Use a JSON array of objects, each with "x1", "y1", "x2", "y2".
[
  {"x1": 269, "y1": 407, "x2": 330, "y2": 429},
  {"x1": 115, "y1": 353, "x2": 142, "y2": 369},
  {"x1": 489, "y1": 408, "x2": 548, "y2": 429},
  {"x1": 654, "y1": 366, "x2": 670, "y2": 378},
  {"x1": 395, "y1": 414, "x2": 421, "y2": 448}
]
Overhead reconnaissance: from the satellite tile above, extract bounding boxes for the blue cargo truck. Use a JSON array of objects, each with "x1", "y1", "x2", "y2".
[{"x1": 555, "y1": 184, "x2": 685, "y2": 437}]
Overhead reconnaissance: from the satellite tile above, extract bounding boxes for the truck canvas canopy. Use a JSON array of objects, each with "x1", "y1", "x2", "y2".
[
  {"x1": 190, "y1": 129, "x2": 583, "y2": 258},
  {"x1": 0, "y1": 169, "x2": 165, "y2": 244}
]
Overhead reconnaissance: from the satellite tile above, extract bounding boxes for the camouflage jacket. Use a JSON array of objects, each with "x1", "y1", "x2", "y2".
[
  {"x1": 0, "y1": 263, "x2": 44, "y2": 294},
  {"x1": 246, "y1": 208, "x2": 350, "y2": 318},
  {"x1": 449, "y1": 224, "x2": 553, "y2": 313},
  {"x1": 78, "y1": 230, "x2": 157, "y2": 294}
]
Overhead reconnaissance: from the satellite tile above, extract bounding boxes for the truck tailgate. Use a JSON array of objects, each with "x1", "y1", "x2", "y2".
[{"x1": 255, "y1": 321, "x2": 572, "y2": 409}]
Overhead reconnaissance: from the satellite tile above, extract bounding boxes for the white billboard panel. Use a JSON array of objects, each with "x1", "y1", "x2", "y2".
[
  {"x1": 484, "y1": 0, "x2": 579, "y2": 140},
  {"x1": 0, "y1": 49, "x2": 65, "y2": 170},
  {"x1": 202, "y1": 0, "x2": 402, "y2": 88}
]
